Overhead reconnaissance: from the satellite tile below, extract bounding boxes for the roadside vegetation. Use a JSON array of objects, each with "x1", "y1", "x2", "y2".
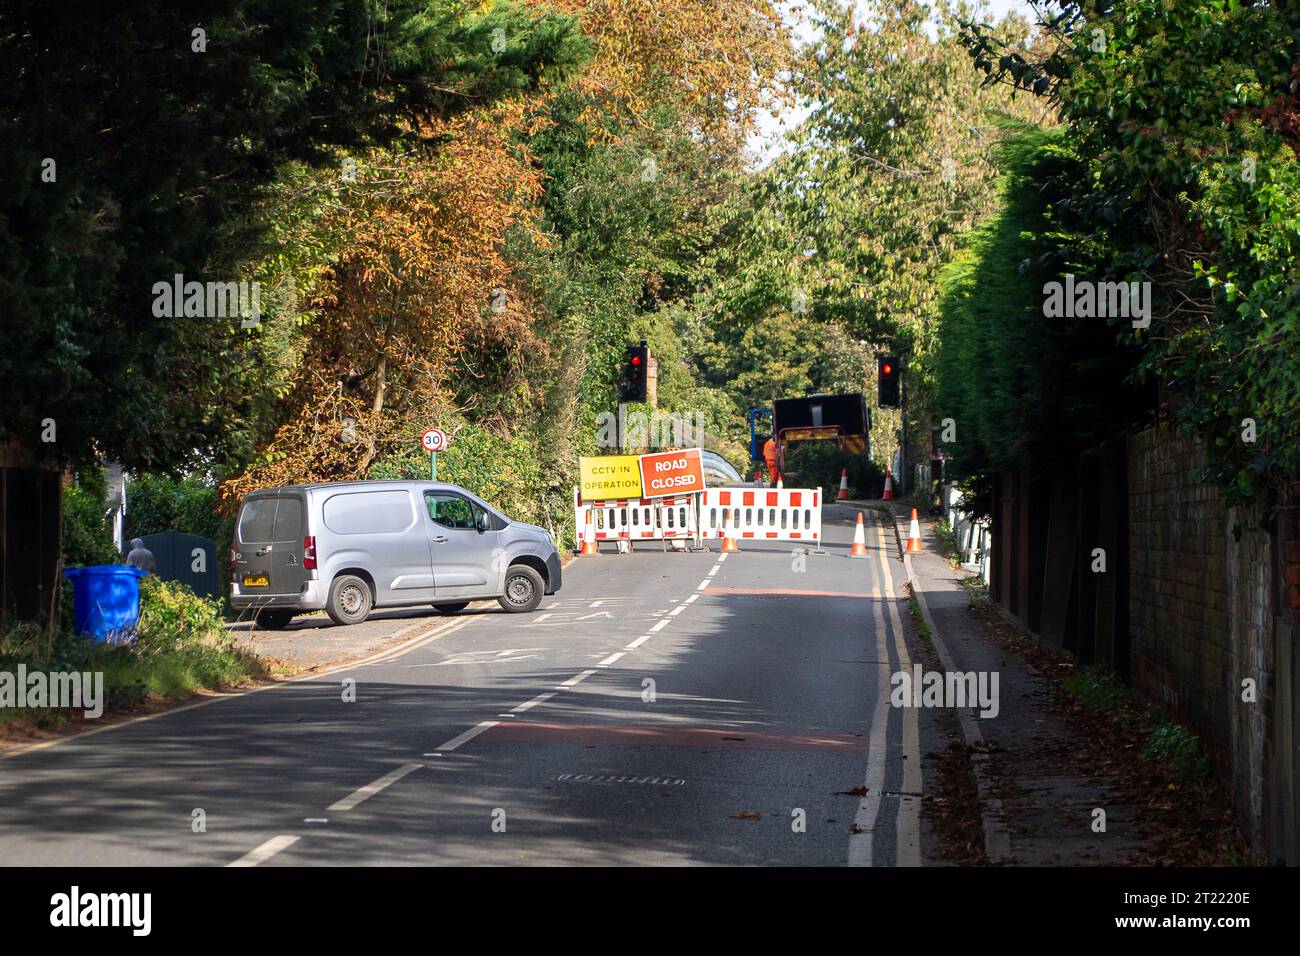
[{"x1": 0, "y1": 578, "x2": 265, "y2": 733}]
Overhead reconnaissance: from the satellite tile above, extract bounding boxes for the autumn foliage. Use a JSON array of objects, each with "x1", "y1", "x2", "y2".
[{"x1": 221, "y1": 102, "x2": 547, "y2": 506}]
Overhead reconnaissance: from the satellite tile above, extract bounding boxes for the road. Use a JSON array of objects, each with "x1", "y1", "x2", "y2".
[{"x1": 0, "y1": 505, "x2": 936, "y2": 866}]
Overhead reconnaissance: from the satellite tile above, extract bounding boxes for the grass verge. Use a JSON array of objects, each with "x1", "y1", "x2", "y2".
[{"x1": 1, "y1": 576, "x2": 267, "y2": 733}]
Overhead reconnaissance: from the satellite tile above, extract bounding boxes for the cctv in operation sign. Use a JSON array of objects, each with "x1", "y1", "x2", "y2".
[
  {"x1": 638, "y1": 448, "x2": 705, "y2": 498},
  {"x1": 579, "y1": 455, "x2": 643, "y2": 502}
]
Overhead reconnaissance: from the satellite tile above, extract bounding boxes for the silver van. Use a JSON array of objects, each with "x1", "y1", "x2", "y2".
[{"x1": 229, "y1": 480, "x2": 561, "y2": 628}]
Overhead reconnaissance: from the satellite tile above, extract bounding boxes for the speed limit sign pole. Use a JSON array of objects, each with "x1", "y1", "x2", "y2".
[{"x1": 420, "y1": 428, "x2": 448, "y2": 480}]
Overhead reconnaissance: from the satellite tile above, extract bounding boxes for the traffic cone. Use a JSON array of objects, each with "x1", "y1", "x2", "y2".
[
  {"x1": 836, "y1": 468, "x2": 850, "y2": 501},
  {"x1": 721, "y1": 517, "x2": 739, "y2": 553},
  {"x1": 882, "y1": 469, "x2": 894, "y2": 501},
  {"x1": 906, "y1": 508, "x2": 923, "y2": 554},
  {"x1": 580, "y1": 508, "x2": 600, "y2": 556},
  {"x1": 850, "y1": 511, "x2": 868, "y2": 558}
]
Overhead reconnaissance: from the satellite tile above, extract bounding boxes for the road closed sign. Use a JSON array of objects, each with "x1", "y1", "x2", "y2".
[
  {"x1": 579, "y1": 455, "x2": 643, "y2": 502},
  {"x1": 639, "y1": 447, "x2": 706, "y2": 498}
]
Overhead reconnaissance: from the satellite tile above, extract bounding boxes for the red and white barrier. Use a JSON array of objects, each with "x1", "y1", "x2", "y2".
[
  {"x1": 698, "y1": 487, "x2": 821, "y2": 543},
  {"x1": 574, "y1": 488, "x2": 697, "y2": 550},
  {"x1": 575, "y1": 485, "x2": 823, "y2": 550}
]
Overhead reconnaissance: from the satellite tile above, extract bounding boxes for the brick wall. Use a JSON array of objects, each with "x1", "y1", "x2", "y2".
[{"x1": 1128, "y1": 424, "x2": 1274, "y2": 850}]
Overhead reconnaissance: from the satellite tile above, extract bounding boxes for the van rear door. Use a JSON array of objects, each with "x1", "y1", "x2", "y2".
[{"x1": 235, "y1": 492, "x2": 308, "y2": 595}]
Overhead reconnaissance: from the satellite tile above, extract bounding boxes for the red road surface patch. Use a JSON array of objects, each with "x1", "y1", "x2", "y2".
[
  {"x1": 701, "y1": 587, "x2": 876, "y2": 599},
  {"x1": 484, "y1": 721, "x2": 866, "y2": 753}
]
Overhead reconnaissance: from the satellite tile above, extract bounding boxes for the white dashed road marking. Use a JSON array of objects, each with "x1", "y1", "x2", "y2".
[
  {"x1": 327, "y1": 763, "x2": 423, "y2": 812},
  {"x1": 227, "y1": 834, "x2": 299, "y2": 868}
]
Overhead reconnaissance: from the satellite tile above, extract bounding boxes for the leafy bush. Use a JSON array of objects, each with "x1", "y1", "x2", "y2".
[
  {"x1": 783, "y1": 442, "x2": 882, "y2": 498},
  {"x1": 1063, "y1": 666, "x2": 1130, "y2": 711},
  {"x1": 1, "y1": 576, "x2": 264, "y2": 726},
  {"x1": 125, "y1": 473, "x2": 226, "y2": 542},
  {"x1": 1143, "y1": 720, "x2": 1212, "y2": 785},
  {"x1": 62, "y1": 469, "x2": 120, "y2": 567}
]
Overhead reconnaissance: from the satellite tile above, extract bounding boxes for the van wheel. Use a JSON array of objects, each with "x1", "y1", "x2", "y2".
[
  {"x1": 255, "y1": 609, "x2": 295, "y2": 630},
  {"x1": 327, "y1": 574, "x2": 373, "y2": 626},
  {"x1": 498, "y1": 565, "x2": 544, "y2": 613},
  {"x1": 433, "y1": 602, "x2": 469, "y2": 615}
]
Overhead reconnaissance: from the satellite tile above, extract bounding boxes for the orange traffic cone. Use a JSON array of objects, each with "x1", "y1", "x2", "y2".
[
  {"x1": 721, "y1": 517, "x2": 739, "y2": 553},
  {"x1": 850, "y1": 512, "x2": 868, "y2": 558},
  {"x1": 906, "y1": 508, "x2": 922, "y2": 554},
  {"x1": 580, "y1": 508, "x2": 600, "y2": 556},
  {"x1": 882, "y1": 469, "x2": 894, "y2": 501},
  {"x1": 836, "y1": 468, "x2": 850, "y2": 501}
]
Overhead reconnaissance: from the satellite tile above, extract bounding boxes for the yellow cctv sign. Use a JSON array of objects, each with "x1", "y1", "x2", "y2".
[{"x1": 579, "y1": 455, "x2": 643, "y2": 502}]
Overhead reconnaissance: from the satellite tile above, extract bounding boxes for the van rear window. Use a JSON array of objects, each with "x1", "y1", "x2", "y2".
[
  {"x1": 272, "y1": 497, "x2": 303, "y2": 542},
  {"x1": 238, "y1": 498, "x2": 277, "y2": 543},
  {"x1": 322, "y1": 490, "x2": 414, "y2": 534}
]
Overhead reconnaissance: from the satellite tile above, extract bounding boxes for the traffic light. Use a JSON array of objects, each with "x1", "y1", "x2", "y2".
[
  {"x1": 619, "y1": 343, "x2": 649, "y2": 403},
  {"x1": 878, "y1": 355, "x2": 901, "y2": 408}
]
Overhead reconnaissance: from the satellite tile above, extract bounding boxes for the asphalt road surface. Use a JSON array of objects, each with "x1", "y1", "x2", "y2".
[{"x1": 0, "y1": 505, "x2": 935, "y2": 866}]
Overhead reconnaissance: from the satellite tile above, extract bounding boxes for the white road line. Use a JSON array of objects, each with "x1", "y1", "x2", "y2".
[
  {"x1": 597, "y1": 652, "x2": 626, "y2": 667},
  {"x1": 669, "y1": 605, "x2": 687, "y2": 617},
  {"x1": 512, "y1": 692, "x2": 556, "y2": 713},
  {"x1": 327, "y1": 763, "x2": 423, "y2": 812},
  {"x1": 684, "y1": 593, "x2": 701, "y2": 605},
  {"x1": 497, "y1": 713, "x2": 516, "y2": 718},
  {"x1": 558, "y1": 669, "x2": 597, "y2": 687},
  {"x1": 435, "y1": 721, "x2": 500, "y2": 752},
  {"x1": 716, "y1": 553, "x2": 728, "y2": 563},
  {"x1": 697, "y1": 578, "x2": 712, "y2": 591},
  {"x1": 877, "y1": 520, "x2": 923, "y2": 868},
  {"x1": 304, "y1": 818, "x2": 328, "y2": 824},
  {"x1": 227, "y1": 834, "x2": 299, "y2": 868},
  {"x1": 707, "y1": 566, "x2": 720, "y2": 577},
  {"x1": 625, "y1": 634, "x2": 651, "y2": 650},
  {"x1": 649, "y1": 618, "x2": 670, "y2": 633},
  {"x1": 849, "y1": 529, "x2": 893, "y2": 868}
]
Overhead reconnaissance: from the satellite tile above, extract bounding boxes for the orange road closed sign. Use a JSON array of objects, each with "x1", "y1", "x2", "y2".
[{"x1": 639, "y1": 448, "x2": 706, "y2": 499}]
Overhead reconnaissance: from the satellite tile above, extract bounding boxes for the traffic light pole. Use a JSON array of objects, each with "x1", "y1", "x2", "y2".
[
  {"x1": 617, "y1": 402, "x2": 627, "y2": 455},
  {"x1": 900, "y1": 375, "x2": 907, "y2": 498}
]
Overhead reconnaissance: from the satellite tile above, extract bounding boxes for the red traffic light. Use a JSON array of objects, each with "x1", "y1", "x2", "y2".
[
  {"x1": 881, "y1": 363, "x2": 893, "y2": 376},
  {"x1": 630, "y1": 355, "x2": 642, "y2": 366}
]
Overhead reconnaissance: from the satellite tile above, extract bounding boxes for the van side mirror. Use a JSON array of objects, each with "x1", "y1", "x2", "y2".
[{"x1": 475, "y1": 512, "x2": 490, "y2": 533}]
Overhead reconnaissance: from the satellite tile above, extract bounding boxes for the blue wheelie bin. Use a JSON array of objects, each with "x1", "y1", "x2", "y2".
[{"x1": 62, "y1": 565, "x2": 148, "y2": 644}]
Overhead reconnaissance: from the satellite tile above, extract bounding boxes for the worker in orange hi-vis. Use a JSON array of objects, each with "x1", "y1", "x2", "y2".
[{"x1": 762, "y1": 435, "x2": 781, "y2": 484}]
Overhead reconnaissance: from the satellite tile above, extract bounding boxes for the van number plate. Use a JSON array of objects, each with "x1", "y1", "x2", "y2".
[{"x1": 243, "y1": 575, "x2": 269, "y2": 587}]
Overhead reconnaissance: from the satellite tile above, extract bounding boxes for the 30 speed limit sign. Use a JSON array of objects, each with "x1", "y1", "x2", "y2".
[{"x1": 420, "y1": 428, "x2": 448, "y2": 452}]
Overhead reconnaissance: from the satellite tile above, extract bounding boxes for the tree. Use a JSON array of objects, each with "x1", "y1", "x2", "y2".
[
  {"x1": 0, "y1": 0, "x2": 590, "y2": 474},
  {"x1": 961, "y1": 0, "x2": 1300, "y2": 502}
]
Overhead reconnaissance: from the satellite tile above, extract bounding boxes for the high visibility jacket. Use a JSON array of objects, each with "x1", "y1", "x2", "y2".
[{"x1": 763, "y1": 438, "x2": 777, "y2": 465}]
